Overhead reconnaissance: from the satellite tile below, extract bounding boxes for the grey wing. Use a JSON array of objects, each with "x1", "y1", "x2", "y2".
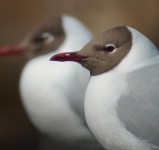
[{"x1": 117, "y1": 64, "x2": 159, "y2": 146}]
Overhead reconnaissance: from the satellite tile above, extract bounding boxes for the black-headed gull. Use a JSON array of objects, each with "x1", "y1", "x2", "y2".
[{"x1": 50, "y1": 26, "x2": 159, "y2": 150}]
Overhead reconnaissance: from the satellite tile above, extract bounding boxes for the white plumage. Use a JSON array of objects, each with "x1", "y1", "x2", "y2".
[{"x1": 19, "y1": 16, "x2": 103, "y2": 150}]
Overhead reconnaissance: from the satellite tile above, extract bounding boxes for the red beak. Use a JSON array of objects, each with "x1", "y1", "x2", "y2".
[
  {"x1": 50, "y1": 52, "x2": 87, "y2": 62},
  {"x1": 0, "y1": 46, "x2": 26, "y2": 56}
]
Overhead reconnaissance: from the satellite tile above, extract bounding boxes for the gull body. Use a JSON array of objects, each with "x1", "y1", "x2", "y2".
[
  {"x1": 51, "y1": 26, "x2": 159, "y2": 150},
  {"x1": 0, "y1": 16, "x2": 103, "y2": 150}
]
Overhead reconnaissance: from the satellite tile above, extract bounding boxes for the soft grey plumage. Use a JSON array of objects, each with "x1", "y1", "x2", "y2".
[{"x1": 118, "y1": 61, "x2": 159, "y2": 146}]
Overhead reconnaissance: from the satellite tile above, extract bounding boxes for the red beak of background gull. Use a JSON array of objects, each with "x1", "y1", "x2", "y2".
[
  {"x1": 0, "y1": 46, "x2": 26, "y2": 56},
  {"x1": 50, "y1": 52, "x2": 87, "y2": 62}
]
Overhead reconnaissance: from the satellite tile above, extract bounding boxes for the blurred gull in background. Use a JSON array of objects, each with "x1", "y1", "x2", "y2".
[{"x1": 0, "y1": 15, "x2": 104, "y2": 150}]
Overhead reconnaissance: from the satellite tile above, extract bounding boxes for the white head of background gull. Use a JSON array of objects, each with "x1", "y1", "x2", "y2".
[
  {"x1": 50, "y1": 26, "x2": 159, "y2": 150},
  {"x1": 0, "y1": 15, "x2": 104, "y2": 150}
]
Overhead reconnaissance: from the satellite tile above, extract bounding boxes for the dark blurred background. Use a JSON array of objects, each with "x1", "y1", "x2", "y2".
[{"x1": 0, "y1": 0, "x2": 159, "y2": 149}]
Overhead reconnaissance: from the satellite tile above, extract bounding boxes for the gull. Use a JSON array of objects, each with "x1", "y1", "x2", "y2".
[
  {"x1": 50, "y1": 26, "x2": 159, "y2": 150},
  {"x1": 0, "y1": 15, "x2": 103, "y2": 150}
]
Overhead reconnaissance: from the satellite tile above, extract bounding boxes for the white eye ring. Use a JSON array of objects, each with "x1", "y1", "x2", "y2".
[
  {"x1": 104, "y1": 44, "x2": 117, "y2": 53},
  {"x1": 106, "y1": 43, "x2": 116, "y2": 48},
  {"x1": 41, "y1": 32, "x2": 55, "y2": 43}
]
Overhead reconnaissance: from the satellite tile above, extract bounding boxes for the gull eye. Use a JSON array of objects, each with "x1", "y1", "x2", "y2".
[
  {"x1": 41, "y1": 32, "x2": 55, "y2": 43},
  {"x1": 33, "y1": 32, "x2": 55, "y2": 43},
  {"x1": 103, "y1": 44, "x2": 116, "y2": 53}
]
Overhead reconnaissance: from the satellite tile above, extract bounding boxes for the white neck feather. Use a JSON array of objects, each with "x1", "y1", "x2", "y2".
[
  {"x1": 116, "y1": 26, "x2": 159, "y2": 73},
  {"x1": 60, "y1": 15, "x2": 92, "y2": 52},
  {"x1": 44, "y1": 15, "x2": 92, "y2": 58},
  {"x1": 33, "y1": 15, "x2": 93, "y2": 63}
]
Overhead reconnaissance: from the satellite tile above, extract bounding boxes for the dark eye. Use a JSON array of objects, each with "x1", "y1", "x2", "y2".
[
  {"x1": 32, "y1": 36, "x2": 45, "y2": 43},
  {"x1": 103, "y1": 44, "x2": 116, "y2": 53}
]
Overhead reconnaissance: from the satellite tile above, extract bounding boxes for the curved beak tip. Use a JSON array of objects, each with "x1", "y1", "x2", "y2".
[{"x1": 49, "y1": 55, "x2": 57, "y2": 61}]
